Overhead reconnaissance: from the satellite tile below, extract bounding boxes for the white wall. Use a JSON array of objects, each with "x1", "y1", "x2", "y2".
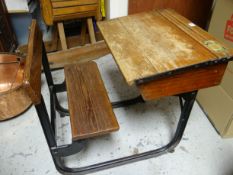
[
  {"x1": 105, "y1": 0, "x2": 128, "y2": 19},
  {"x1": 4, "y1": 0, "x2": 29, "y2": 13}
]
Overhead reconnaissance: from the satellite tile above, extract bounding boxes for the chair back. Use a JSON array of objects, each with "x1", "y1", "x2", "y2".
[{"x1": 24, "y1": 20, "x2": 43, "y2": 105}]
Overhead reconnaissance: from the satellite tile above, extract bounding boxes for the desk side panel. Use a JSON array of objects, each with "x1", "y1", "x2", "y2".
[{"x1": 138, "y1": 63, "x2": 227, "y2": 100}]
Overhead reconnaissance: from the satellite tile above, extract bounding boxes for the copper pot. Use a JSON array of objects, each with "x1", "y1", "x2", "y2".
[{"x1": 0, "y1": 53, "x2": 32, "y2": 121}]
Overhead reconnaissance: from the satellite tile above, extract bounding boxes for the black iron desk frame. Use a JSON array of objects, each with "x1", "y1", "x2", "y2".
[{"x1": 34, "y1": 43, "x2": 198, "y2": 174}]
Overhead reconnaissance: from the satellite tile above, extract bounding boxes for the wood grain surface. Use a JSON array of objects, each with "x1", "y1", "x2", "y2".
[
  {"x1": 52, "y1": 0, "x2": 98, "y2": 8},
  {"x1": 53, "y1": 11, "x2": 96, "y2": 23},
  {"x1": 138, "y1": 63, "x2": 227, "y2": 100},
  {"x1": 40, "y1": 0, "x2": 53, "y2": 25},
  {"x1": 160, "y1": 9, "x2": 233, "y2": 58},
  {"x1": 97, "y1": 9, "x2": 233, "y2": 85},
  {"x1": 52, "y1": 4, "x2": 97, "y2": 16},
  {"x1": 64, "y1": 61, "x2": 119, "y2": 141}
]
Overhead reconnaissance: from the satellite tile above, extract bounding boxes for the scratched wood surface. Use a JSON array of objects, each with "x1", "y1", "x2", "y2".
[
  {"x1": 64, "y1": 61, "x2": 119, "y2": 140},
  {"x1": 97, "y1": 9, "x2": 233, "y2": 85}
]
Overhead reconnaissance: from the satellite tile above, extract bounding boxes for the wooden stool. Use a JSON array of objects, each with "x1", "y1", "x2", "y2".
[{"x1": 39, "y1": 0, "x2": 101, "y2": 50}]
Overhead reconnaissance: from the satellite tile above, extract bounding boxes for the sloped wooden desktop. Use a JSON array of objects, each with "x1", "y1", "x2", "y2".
[{"x1": 97, "y1": 9, "x2": 233, "y2": 101}]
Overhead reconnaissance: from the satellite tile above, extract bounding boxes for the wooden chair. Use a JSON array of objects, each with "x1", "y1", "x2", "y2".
[{"x1": 39, "y1": 0, "x2": 101, "y2": 50}]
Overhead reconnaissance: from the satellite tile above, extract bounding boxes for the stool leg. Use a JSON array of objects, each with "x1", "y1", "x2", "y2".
[
  {"x1": 81, "y1": 19, "x2": 87, "y2": 46},
  {"x1": 57, "y1": 22, "x2": 68, "y2": 50},
  {"x1": 51, "y1": 25, "x2": 58, "y2": 51},
  {"x1": 87, "y1": 18, "x2": 96, "y2": 44}
]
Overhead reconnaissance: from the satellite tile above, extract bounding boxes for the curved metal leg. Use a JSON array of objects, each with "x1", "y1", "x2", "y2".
[
  {"x1": 52, "y1": 140, "x2": 87, "y2": 157},
  {"x1": 36, "y1": 91, "x2": 197, "y2": 175},
  {"x1": 35, "y1": 96, "x2": 86, "y2": 155},
  {"x1": 55, "y1": 96, "x2": 69, "y2": 117},
  {"x1": 52, "y1": 81, "x2": 70, "y2": 117}
]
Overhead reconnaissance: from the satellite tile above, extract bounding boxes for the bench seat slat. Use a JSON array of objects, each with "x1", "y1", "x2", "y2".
[{"x1": 64, "y1": 61, "x2": 119, "y2": 141}]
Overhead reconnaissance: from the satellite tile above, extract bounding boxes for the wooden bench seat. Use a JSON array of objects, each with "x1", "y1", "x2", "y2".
[{"x1": 64, "y1": 61, "x2": 119, "y2": 141}]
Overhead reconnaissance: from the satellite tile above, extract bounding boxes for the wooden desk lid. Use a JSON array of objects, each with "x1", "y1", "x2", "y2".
[{"x1": 97, "y1": 9, "x2": 233, "y2": 85}]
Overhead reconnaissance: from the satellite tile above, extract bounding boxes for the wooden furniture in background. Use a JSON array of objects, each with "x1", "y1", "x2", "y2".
[
  {"x1": 0, "y1": 0, "x2": 17, "y2": 52},
  {"x1": 47, "y1": 41, "x2": 109, "y2": 69},
  {"x1": 40, "y1": 0, "x2": 101, "y2": 25},
  {"x1": 57, "y1": 22, "x2": 68, "y2": 50},
  {"x1": 97, "y1": 9, "x2": 233, "y2": 100},
  {"x1": 39, "y1": 0, "x2": 101, "y2": 50},
  {"x1": 0, "y1": 20, "x2": 42, "y2": 121},
  {"x1": 128, "y1": 0, "x2": 214, "y2": 29},
  {"x1": 17, "y1": 32, "x2": 109, "y2": 69}
]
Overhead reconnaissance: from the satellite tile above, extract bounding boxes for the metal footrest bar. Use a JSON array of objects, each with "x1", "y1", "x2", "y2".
[
  {"x1": 111, "y1": 95, "x2": 145, "y2": 108},
  {"x1": 36, "y1": 91, "x2": 197, "y2": 175},
  {"x1": 55, "y1": 96, "x2": 70, "y2": 117},
  {"x1": 54, "y1": 81, "x2": 67, "y2": 93},
  {"x1": 53, "y1": 82, "x2": 70, "y2": 117}
]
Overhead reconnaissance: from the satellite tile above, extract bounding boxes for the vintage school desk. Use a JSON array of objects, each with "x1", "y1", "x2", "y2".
[
  {"x1": 20, "y1": 9, "x2": 233, "y2": 174},
  {"x1": 95, "y1": 8, "x2": 233, "y2": 173}
]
